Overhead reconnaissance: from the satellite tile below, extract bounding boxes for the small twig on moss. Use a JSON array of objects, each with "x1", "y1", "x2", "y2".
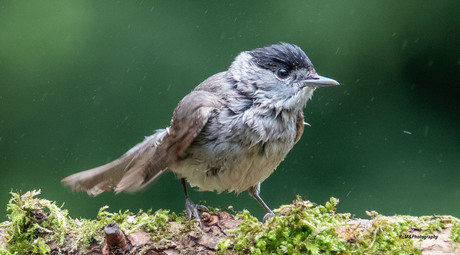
[{"x1": 102, "y1": 222, "x2": 132, "y2": 255}]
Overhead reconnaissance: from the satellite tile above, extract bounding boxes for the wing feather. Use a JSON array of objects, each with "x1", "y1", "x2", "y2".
[{"x1": 114, "y1": 90, "x2": 224, "y2": 192}]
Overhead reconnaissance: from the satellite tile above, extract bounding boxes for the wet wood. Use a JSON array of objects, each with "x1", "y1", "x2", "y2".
[{"x1": 102, "y1": 222, "x2": 131, "y2": 255}]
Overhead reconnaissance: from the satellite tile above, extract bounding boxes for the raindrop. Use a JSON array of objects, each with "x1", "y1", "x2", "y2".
[
  {"x1": 346, "y1": 190, "x2": 352, "y2": 197},
  {"x1": 41, "y1": 92, "x2": 49, "y2": 101},
  {"x1": 423, "y1": 126, "x2": 430, "y2": 137},
  {"x1": 401, "y1": 40, "x2": 408, "y2": 49}
]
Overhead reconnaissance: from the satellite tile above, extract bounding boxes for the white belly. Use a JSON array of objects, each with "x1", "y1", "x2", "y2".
[{"x1": 171, "y1": 135, "x2": 294, "y2": 194}]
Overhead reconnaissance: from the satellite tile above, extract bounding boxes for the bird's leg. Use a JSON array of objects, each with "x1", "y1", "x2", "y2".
[
  {"x1": 248, "y1": 183, "x2": 274, "y2": 222},
  {"x1": 181, "y1": 178, "x2": 207, "y2": 226}
]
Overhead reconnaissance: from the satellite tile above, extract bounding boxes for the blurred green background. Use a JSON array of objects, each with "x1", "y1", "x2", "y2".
[{"x1": 0, "y1": 1, "x2": 459, "y2": 222}]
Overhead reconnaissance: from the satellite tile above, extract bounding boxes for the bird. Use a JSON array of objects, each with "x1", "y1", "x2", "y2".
[{"x1": 61, "y1": 42, "x2": 339, "y2": 223}]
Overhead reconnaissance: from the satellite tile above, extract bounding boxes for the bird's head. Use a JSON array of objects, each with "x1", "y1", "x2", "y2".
[{"x1": 228, "y1": 42, "x2": 339, "y2": 111}]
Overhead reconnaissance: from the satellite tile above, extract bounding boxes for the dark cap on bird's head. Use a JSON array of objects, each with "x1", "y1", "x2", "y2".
[
  {"x1": 249, "y1": 42, "x2": 315, "y2": 74},
  {"x1": 248, "y1": 42, "x2": 339, "y2": 88}
]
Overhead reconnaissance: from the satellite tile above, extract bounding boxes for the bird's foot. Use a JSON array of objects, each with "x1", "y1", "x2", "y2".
[
  {"x1": 185, "y1": 198, "x2": 208, "y2": 227},
  {"x1": 263, "y1": 212, "x2": 275, "y2": 223}
]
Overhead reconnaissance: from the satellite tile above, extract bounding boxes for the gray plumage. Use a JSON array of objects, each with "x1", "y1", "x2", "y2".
[{"x1": 62, "y1": 42, "x2": 339, "y2": 219}]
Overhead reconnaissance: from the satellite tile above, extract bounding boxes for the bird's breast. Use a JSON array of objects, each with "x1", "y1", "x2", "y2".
[{"x1": 171, "y1": 106, "x2": 300, "y2": 193}]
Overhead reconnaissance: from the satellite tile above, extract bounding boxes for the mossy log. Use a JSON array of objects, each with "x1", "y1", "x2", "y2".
[{"x1": 0, "y1": 190, "x2": 458, "y2": 254}]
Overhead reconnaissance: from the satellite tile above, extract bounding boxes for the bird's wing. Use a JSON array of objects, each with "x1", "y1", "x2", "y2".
[
  {"x1": 294, "y1": 110, "x2": 305, "y2": 144},
  {"x1": 114, "y1": 90, "x2": 224, "y2": 192}
]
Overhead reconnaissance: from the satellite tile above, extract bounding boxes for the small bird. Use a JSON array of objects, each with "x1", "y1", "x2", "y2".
[{"x1": 62, "y1": 43, "x2": 339, "y2": 222}]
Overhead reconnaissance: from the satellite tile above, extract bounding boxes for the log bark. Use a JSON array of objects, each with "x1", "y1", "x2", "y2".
[
  {"x1": 0, "y1": 190, "x2": 458, "y2": 254},
  {"x1": 22, "y1": 212, "x2": 459, "y2": 254}
]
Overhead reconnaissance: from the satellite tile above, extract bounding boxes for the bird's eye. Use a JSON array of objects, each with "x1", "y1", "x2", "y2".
[{"x1": 276, "y1": 68, "x2": 290, "y2": 79}]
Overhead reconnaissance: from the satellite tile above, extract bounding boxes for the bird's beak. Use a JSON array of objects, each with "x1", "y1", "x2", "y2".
[{"x1": 303, "y1": 74, "x2": 340, "y2": 87}]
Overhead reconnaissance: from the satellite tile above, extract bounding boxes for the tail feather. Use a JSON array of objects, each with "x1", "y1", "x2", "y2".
[{"x1": 61, "y1": 129, "x2": 168, "y2": 196}]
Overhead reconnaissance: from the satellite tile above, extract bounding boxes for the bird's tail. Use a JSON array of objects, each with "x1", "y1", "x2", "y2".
[{"x1": 61, "y1": 129, "x2": 168, "y2": 196}]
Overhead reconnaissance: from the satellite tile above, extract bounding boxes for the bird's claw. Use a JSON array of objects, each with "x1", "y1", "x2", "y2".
[
  {"x1": 185, "y1": 198, "x2": 208, "y2": 227},
  {"x1": 263, "y1": 212, "x2": 275, "y2": 223}
]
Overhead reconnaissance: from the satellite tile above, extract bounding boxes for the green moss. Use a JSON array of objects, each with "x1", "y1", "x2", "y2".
[
  {"x1": 450, "y1": 219, "x2": 460, "y2": 250},
  {"x1": 69, "y1": 202, "x2": 187, "y2": 250},
  {"x1": 216, "y1": 197, "x2": 460, "y2": 255},
  {"x1": 0, "y1": 190, "x2": 68, "y2": 254},
  {"x1": 423, "y1": 215, "x2": 460, "y2": 250},
  {"x1": 0, "y1": 191, "x2": 459, "y2": 254},
  {"x1": 0, "y1": 190, "x2": 186, "y2": 254},
  {"x1": 410, "y1": 215, "x2": 460, "y2": 250},
  {"x1": 217, "y1": 197, "x2": 350, "y2": 254},
  {"x1": 353, "y1": 212, "x2": 421, "y2": 254}
]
